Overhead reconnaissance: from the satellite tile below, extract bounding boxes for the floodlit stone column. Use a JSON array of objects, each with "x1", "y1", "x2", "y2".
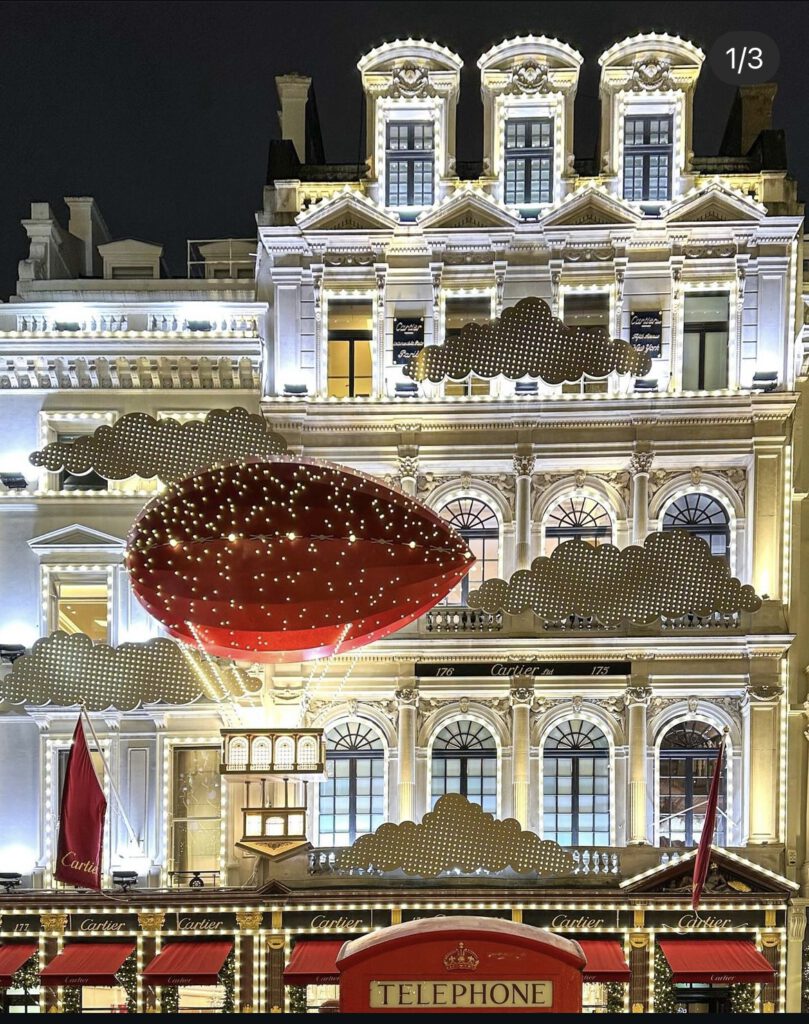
[
  {"x1": 510, "y1": 680, "x2": 534, "y2": 829},
  {"x1": 786, "y1": 905, "x2": 807, "y2": 1012},
  {"x1": 626, "y1": 685, "x2": 652, "y2": 845},
  {"x1": 396, "y1": 687, "x2": 418, "y2": 823},
  {"x1": 514, "y1": 453, "x2": 535, "y2": 571},
  {"x1": 630, "y1": 450, "x2": 654, "y2": 546},
  {"x1": 743, "y1": 674, "x2": 782, "y2": 844},
  {"x1": 752, "y1": 438, "x2": 785, "y2": 600}
]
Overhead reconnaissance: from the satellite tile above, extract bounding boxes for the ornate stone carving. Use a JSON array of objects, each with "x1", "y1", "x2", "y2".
[
  {"x1": 504, "y1": 60, "x2": 553, "y2": 95},
  {"x1": 398, "y1": 455, "x2": 419, "y2": 479},
  {"x1": 41, "y1": 913, "x2": 68, "y2": 934},
  {"x1": 716, "y1": 468, "x2": 747, "y2": 501},
  {"x1": 510, "y1": 685, "x2": 535, "y2": 707},
  {"x1": 417, "y1": 472, "x2": 516, "y2": 509},
  {"x1": 647, "y1": 468, "x2": 670, "y2": 499},
  {"x1": 324, "y1": 252, "x2": 374, "y2": 267},
  {"x1": 650, "y1": 695, "x2": 744, "y2": 717},
  {"x1": 138, "y1": 910, "x2": 165, "y2": 933},
  {"x1": 630, "y1": 451, "x2": 654, "y2": 476},
  {"x1": 684, "y1": 242, "x2": 737, "y2": 259},
  {"x1": 690, "y1": 466, "x2": 703, "y2": 485},
  {"x1": 624, "y1": 57, "x2": 674, "y2": 92},
  {"x1": 563, "y1": 246, "x2": 615, "y2": 263},
  {"x1": 745, "y1": 683, "x2": 784, "y2": 705},
  {"x1": 573, "y1": 469, "x2": 587, "y2": 489},
  {"x1": 396, "y1": 687, "x2": 419, "y2": 707},
  {"x1": 384, "y1": 63, "x2": 437, "y2": 99},
  {"x1": 788, "y1": 906, "x2": 807, "y2": 942},
  {"x1": 236, "y1": 910, "x2": 263, "y2": 931},
  {"x1": 624, "y1": 686, "x2": 652, "y2": 707},
  {"x1": 513, "y1": 454, "x2": 535, "y2": 478}
]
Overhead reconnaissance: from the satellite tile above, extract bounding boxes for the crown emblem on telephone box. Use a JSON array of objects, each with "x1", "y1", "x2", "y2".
[{"x1": 443, "y1": 941, "x2": 480, "y2": 972}]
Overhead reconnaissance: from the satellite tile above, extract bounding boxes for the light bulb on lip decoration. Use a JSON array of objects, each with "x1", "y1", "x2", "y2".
[{"x1": 126, "y1": 458, "x2": 474, "y2": 662}]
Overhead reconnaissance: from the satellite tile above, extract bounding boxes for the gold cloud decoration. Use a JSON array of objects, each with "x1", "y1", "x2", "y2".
[
  {"x1": 404, "y1": 296, "x2": 652, "y2": 383},
  {"x1": 30, "y1": 406, "x2": 287, "y2": 484},
  {"x1": 467, "y1": 532, "x2": 761, "y2": 625},
  {"x1": 0, "y1": 631, "x2": 261, "y2": 712},
  {"x1": 336, "y1": 794, "x2": 573, "y2": 876}
]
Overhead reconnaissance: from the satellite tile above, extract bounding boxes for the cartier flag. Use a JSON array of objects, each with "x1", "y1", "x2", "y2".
[
  {"x1": 54, "y1": 717, "x2": 106, "y2": 890},
  {"x1": 691, "y1": 738, "x2": 724, "y2": 911}
]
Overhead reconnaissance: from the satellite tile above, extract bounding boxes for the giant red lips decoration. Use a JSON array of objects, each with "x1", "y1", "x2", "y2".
[{"x1": 126, "y1": 459, "x2": 474, "y2": 662}]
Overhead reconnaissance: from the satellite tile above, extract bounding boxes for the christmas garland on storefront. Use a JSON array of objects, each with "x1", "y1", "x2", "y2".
[
  {"x1": 606, "y1": 981, "x2": 625, "y2": 1013},
  {"x1": 157, "y1": 949, "x2": 236, "y2": 1013},
  {"x1": 288, "y1": 984, "x2": 308, "y2": 1013},
  {"x1": 655, "y1": 942, "x2": 757, "y2": 1013},
  {"x1": 10, "y1": 951, "x2": 40, "y2": 1009}
]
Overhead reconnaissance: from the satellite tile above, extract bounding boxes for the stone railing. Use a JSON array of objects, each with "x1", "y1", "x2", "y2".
[{"x1": 425, "y1": 608, "x2": 503, "y2": 632}]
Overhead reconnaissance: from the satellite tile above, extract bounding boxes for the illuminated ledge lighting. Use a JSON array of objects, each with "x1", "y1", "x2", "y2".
[{"x1": 619, "y1": 844, "x2": 800, "y2": 890}]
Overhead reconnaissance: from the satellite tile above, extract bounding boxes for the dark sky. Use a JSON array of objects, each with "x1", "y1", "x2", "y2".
[{"x1": 3, "y1": 1, "x2": 808, "y2": 300}]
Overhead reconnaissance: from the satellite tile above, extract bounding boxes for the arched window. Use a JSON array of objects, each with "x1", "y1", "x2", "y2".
[
  {"x1": 274, "y1": 736, "x2": 295, "y2": 770},
  {"x1": 543, "y1": 720, "x2": 610, "y2": 846},
  {"x1": 439, "y1": 497, "x2": 499, "y2": 604},
  {"x1": 297, "y1": 736, "x2": 319, "y2": 769},
  {"x1": 251, "y1": 736, "x2": 271, "y2": 769},
  {"x1": 662, "y1": 493, "x2": 730, "y2": 562},
  {"x1": 227, "y1": 737, "x2": 248, "y2": 769},
  {"x1": 659, "y1": 721, "x2": 726, "y2": 848},
  {"x1": 544, "y1": 496, "x2": 612, "y2": 555},
  {"x1": 319, "y1": 722, "x2": 384, "y2": 847},
  {"x1": 431, "y1": 719, "x2": 497, "y2": 813}
]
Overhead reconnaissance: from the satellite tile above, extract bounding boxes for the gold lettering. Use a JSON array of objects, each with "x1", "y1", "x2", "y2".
[{"x1": 369, "y1": 980, "x2": 553, "y2": 1009}]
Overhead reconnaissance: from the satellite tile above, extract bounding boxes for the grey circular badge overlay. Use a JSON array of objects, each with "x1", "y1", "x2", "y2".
[{"x1": 709, "y1": 32, "x2": 779, "y2": 86}]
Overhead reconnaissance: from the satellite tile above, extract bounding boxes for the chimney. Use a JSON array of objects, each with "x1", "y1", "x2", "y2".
[
  {"x1": 720, "y1": 83, "x2": 778, "y2": 156},
  {"x1": 65, "y1": 197, "x2": 111, "y2": 277},
  {"x1": 275, "y1": 74, "x2": 312, "y2": 162}
]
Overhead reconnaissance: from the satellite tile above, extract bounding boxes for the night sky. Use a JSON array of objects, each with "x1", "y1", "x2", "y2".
[{"x1": 2, "y1": 1, "x2": 808, "y2": 300}]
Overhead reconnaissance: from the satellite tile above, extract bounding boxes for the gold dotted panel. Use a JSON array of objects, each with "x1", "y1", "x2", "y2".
[
  {"x1": 0, "y1": 631, "x2": 260, "y2": 711},
  {"x1": 468, "y1": 532, "x2": 761, "y2": 624},
  {"x1": 404, "y1": 296, "x2": 652, "y2": 383},
  {"x1": 30, "y1": 407, "x2": 287, "y2": 483},
  {"x1": 337, "y1": 793, "x2": 573, "y2": 877}
]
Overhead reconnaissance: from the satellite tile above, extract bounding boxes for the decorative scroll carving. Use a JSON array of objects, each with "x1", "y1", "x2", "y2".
[
  {"x1": 395, "y1": 687, "x2": 419, "y2": 707},
  {"x1": 336, "y1": 794, "x2": 574, "y2": 876},
  {"x1": 504, "y1": 60, "x2": 553, "y2": 95},
  {"x1": 384, "y1": 63, "x2": 437, "y2": 99},
  {"x1": 41, "y1": 914, "x2": 68, "y2": 935},
  {"x1": 1, "y1": 632, "x2": 260, "y2": 711},
  {"x1": 623, "y1": 57, "x2": 674, "y2": 92},
  {"x1": 417, "y1": 472, "x2": 516, "y2": 509},
  {"x1": 563, "y1": 246, "x2": 615, "y2": 263},
  {"x1": 468, "y1": 533, "x2": 762, "y2": 625},
  {"x1": 237, "y1": 911, "x2": 264, "y2": 931},
  {"x1": 533, "y1": 469, "x2": 631, "y2": 508},
  {"x1": 684, "y1": 243, "x2": 737, "y2": 259},
  {"x1": 513, "y1": 454, "x2": 536, "y2": 478},
  {"x1": 30, "y1": 407, "x2": 287, "y2": 484},
  {"x1": 650, "y1": 695, "x2": 744, "y2": 717},
  {"x1": 405, "y1": 297, "x2": 651, "y2": 384},
  {"x1": 510, "y1": 686, "x2": 535, "y2": 707},
  {"x1": 138, "y1": 911, "x2": 166, "y2": 933},
  {"x1": 624, "y1": 686, "x2": 653, "y2": 707},
  {"x1": 630, "y1": 451, "x2": 655, "y2": 476}
]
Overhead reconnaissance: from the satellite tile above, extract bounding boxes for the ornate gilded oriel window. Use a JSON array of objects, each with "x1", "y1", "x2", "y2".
[
  {"x1": 543, "y1": 719, "x2": 610, "y2": 846},
  {"x1": 659, "y1": 721, "x2": 727, "y2": 847},
  {"x1": 544, "y1": 496, "x2": 612, "y2": 555},
  {"x1": 439, "y1": 497, "x2": 499, "y2": 604},
  {"x1": 171, "y1": 747, "x2": 221, "y2": 872},
  {"x1": 386, "y1": 121, "x2": 434, "y2": 207},
  {"x1": 431, "y1": 719, "x2": 497, "y2": 814},
  {"x1": 504, "y1": 118, "x2": 553, "y2": 205},
  {"x1": 623, "y1": 114, "x2": 673, "y2": 202},
  {"x1": 662, "y1": 493, "x2": 730, "y2": 562},
  {"x1": 319, "y1": 722, "x2": 384, "y2": 847}
]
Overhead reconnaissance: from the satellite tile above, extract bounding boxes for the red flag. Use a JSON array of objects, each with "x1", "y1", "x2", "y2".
[
  {"x1": 55, "y1": 718, "x2": 106, "y2": 890},
  {"x1": 691, "y1": 738, "x2": 725, "y2": 911}
]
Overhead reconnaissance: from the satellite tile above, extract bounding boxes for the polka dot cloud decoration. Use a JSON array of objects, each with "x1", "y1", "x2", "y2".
[
  {"x1": 467, "y1": 532, "x2": 762, "y2": 625},
  {"x1": 30, "y1": 407, "x2": 287, "y2": 484},
  {"x1": 127, "y1": 458, "x2": 474, "y2": 662},
  {"x1": 404, "y1": 296, "x2": 652, "y2": 383},
  {"x1": 337, "y1": 794, "x2": 573, "y2": 877},
  {"x1": 0, "y1": 631, "x2": 260, "y2": 712}
]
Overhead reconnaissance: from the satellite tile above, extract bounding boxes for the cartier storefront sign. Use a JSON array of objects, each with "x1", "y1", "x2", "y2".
[
  {"x1": 370, "y1": 979, "x2": 553, "y2": 1009},
  {"x1": 69, "y1": 914, "x2": 139, "y2": 933},
  {"x1": 284, "y1": 910, "x2": 391, "y2": 932}
]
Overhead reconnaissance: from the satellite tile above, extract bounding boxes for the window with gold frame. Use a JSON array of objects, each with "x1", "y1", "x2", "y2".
[{"x1": 170, "y1": 747, "x2": 221, "y2": 873}]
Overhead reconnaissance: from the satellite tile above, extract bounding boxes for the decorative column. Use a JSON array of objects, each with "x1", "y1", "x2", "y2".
[
  {"x1": 513, "y1": 452, "x2": 535, "y2": 572},
  {"x1": 494, "y1": 260, "x2": 507, "y2": 318},
  {"x1": 743, "y1": 673, "x2": 783, "y2": 844},
  {"x1": 629, "y1": 450, "x2": 654, "y2": 546},
  {"x1": 429, "y1": 261, "x2": 443, "y2": 344},
  {"x1": 311, "y1": 263, "x2": 325, "y2": 396},
  {"x1": 628, "y1": 930, "x2": 650, "y2": 1013},
  {"x1": 237, "y1": 911, "x2": 263, "y2": 1012},
  {"x1": 41, "y1": 913, "x2": 67, "y2": 1013},
  {"x1": 396, "y1": 687, "x2": 419, "y2": 823},
  {"x1": 626, "y1": 685, "x2": 652, "y2": 845},
  {"x1": 138, "y1": 911, "x2": 165, "y2": 1013},
  {"x1": 510, "y1": 681, "x2": 534, "y2": 829},
  {"x1": 266, "y1": 935, "x2": 285, "y2": 1013},
  {"x1": 786, "y1": 903, "x2": 807, "y2": 1013},
  {"x1": 752, "y1": 437, "x2": 785, "y2": 600}
]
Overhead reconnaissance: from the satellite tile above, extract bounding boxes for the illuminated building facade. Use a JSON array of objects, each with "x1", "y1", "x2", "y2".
[{"x1": 0, "y1": 32, "x2": 807, "y2": 1014}]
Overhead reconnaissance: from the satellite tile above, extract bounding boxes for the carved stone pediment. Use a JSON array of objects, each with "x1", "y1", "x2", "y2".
[{"x1": 621, "y1": 846, "x2": 797, "y2": 895}]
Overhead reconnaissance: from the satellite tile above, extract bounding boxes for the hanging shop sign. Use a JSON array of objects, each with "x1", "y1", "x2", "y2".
[
  {"x1": 415, "y1": 661, "x2": 631, "y2": 679},
  {"x1": 393, "y1": 317, "x2": 425, "y2": 365},
  {"x1": 284, "y1": 909, "x2": 391, "y2": 932},
  {"x1": 629, "y1": 311, "x2": 663, "y2": 358},
  {"x1": 69, "y1": 914, "x2": 140, "y2": 934}
]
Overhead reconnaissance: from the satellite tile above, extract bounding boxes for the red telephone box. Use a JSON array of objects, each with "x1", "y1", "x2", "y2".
[{"x1": 337, "y1": 916, "x2": 585, "y2": 1014}]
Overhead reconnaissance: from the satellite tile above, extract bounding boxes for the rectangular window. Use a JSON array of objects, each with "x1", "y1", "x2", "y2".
[
  {"x1": 52, "y1": 577, "x2": 110, "y2": 642},
  {"x1": 82, "y1": 985, "x2": 129, "y2": 1013},
  {"x1": 623, "y1": 114, "x2": 673, "y2": 202},
  {"x1": 682, "y1": 293, "x2": 729, "y2": 390},
  {"x1": 386, "y1": 121, "x2": 434, "y2": 207},
  {"x1": 562, "y1": 293, "x2": 611, "y2": 395},
  {"x1": 171, "y1": 747, "x2": 221, "y2": 874},
  {"x1": 443, "y1": 296, "x2": 491, "y2": 397},
  {"x1": 55, "y1": 432, "x2": 108, "y2": 492},
  {"x1": 504, "y1": 118, "x2": 553, "y2": 205},
  {"x1": 327, "y1": 300, "x2": 373, "y2": 398}
]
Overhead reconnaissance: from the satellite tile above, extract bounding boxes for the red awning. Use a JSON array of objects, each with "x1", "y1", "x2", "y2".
[
  {"x1": 142, "y1": 941, "x2": 233, "y2": 987},
  {"x1": 40, "y1": 943, "x2": 134, "y2": 987},
  {"x1": 0, "y1": 944, "x2": 38, "y2": 988},
  {"x1": 659, "y1": 939, "x2": 775, "y2": 985},
  {"x1": 579, "y1": 940, "x2": 631, "y2": 983},
  {"x1": 283, "y1": 940, "x2": 343, "y2": 986}
]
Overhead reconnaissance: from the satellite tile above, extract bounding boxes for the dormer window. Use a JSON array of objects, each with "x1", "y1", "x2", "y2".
[
  {"x1": 386, "y1": 121, "x2": 434, "y2": 207},
  {"x1": 623, "y1": 114, "x2": 672, "y2": 202},
  {"x1": 504, "y1": 118, "x2": 553, "y2": 205}
]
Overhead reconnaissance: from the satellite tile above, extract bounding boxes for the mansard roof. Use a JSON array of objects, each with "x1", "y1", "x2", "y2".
[{"x1": 665, "y1": 180, "x2": 769, "y2": 223}]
